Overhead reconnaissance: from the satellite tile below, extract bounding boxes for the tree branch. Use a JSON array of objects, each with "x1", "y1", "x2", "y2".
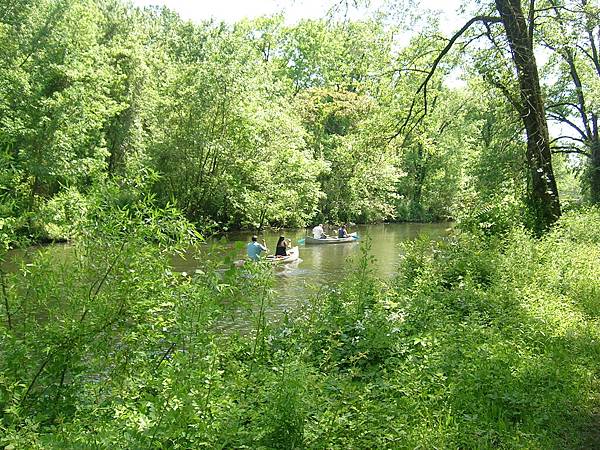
[
  {"x1": 392, "y1": 15, "x2": 503, "y2": 142},
  {"x1": 155, "y1": 342, "x2": 176, "y2": 370},
  {"x1": 583, "y1": 0, "x2": 600, "y2": 77},
  {"x1": 1, "y1": 270, "x2": 11, "y2": 330},
  {"x1": 575, "y1": 43, "x2": 595, "y2": 65},
  {"x1": 549, "y1": 135, "x2": 586, "y2": 144},
  {"x1": 547, "y1": 113, "x2": 588, "y2": 140},
  {"x1": 416, "y1": 15, "x2": 503, "y2": 114},
  {"x1": 547, "y1": 101, "x2": 583, "y2": 111},
  {"x1": 550, "y1": 147, "x2": 591, "y2": 157},
  {"x1": 528, "y1": 0, "x2": 536, "y2": 49},
  {"x1": 384, "y1": 67, "x2": 430, "y2": 76}
]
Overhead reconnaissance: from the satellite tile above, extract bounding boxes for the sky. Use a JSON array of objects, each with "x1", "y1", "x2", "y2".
[{"x1": 129, "y1": 0, "x2": 465, "y2": 35}]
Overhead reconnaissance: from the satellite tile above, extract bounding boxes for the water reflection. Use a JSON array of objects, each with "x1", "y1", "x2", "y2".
[{"x1": 173, "y1": 222, "x2": 450, "y2": 320}]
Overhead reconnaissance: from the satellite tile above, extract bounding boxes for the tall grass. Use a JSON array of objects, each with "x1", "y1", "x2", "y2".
[{"x1": 1, "y1": 205, "x2": 599, "y2": 448}]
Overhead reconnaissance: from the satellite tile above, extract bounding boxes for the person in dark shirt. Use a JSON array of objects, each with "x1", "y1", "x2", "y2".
[
  {"x1": 275, "y1": 236, "x2": 291, "y2": 256},
  {"x1": 338, "y1": 224, "x2": 349, "y2": 238}
]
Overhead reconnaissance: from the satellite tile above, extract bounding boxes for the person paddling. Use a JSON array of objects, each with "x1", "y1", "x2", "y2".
[
  {"x1": 247, "y1": 235, "x2": 267, "y2": 261},
  {"x1": 312, "y1": 223, "x2": 327, "y2": 239},
  {"x1": 338, "y1": 223, "x2": 350, "y2": 238}
]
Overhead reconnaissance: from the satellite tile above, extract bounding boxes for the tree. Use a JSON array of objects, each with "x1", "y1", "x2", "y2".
[
  {"x1": 145, "y1": 16, "x2": 324, "y2": 229},
  {"x1": 279, "y1": 18, "x2": 393, "y2": 95},
  {"x1": 0, "y1": 0, "x2": 122, "y2": 236},
  {"x1": 538, "y1": 0, "x2": 600, "y2": 203},
  {"x1": 97, "y1": 0, "x2": 152, "y2": 177},
  {"x1": 495, "y1": 0, "x2": 561, "y2": 227},
  {"x1": 296, "y1": 87, "x2": 402, "y2": 223},
  {"x1": 403, "y1": 0, "x2": 562, "y2": 231}
]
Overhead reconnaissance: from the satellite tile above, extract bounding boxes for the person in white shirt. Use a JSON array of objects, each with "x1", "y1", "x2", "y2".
[{"x1": 312, "y1": 223, "x2": 327, "y2": 239}]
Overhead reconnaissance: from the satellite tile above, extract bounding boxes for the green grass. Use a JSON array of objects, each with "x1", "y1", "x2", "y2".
[{"x1": 1, "y1": 207, "x2": 600, "y2": 448}]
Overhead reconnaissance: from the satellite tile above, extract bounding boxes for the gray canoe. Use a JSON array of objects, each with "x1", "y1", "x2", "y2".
[{"x1": 304, "y1": 232, "x2": 358, "y2": 245}]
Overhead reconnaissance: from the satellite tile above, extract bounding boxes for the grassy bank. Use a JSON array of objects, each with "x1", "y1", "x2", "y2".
[{"x1": 1, "y1": 206, "x2": 599, "y2": 448}]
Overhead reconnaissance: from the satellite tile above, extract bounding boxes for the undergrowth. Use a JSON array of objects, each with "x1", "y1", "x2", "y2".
[{"x1": 1, "y1": 205, "x2": 599, "y2": 448}]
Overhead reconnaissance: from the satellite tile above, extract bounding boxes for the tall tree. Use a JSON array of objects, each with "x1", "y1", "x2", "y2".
[
  {"x1": 146, "y1": 16, "x2": 324, "y2": 228},
  {"x1": 538, "y1": 0, "x2": 600, "y2": 203},
  {"x1": 403, "y1": 0, "x2": 562, "y2": 231},
  {"x1": 0, "y1": 0, "x2": 119, "y2": 216},
  {"x1": 495, "y1": 0, "x2": 561, "y2": 227}
]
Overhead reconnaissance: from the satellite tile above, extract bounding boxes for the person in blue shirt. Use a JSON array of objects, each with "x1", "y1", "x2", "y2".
[
  {"x1": 338, "y1": 224, "x2": 349, "y2": 238},
  {"x1": 247, "y1": 235, "x2": 268, "y2": 261}
]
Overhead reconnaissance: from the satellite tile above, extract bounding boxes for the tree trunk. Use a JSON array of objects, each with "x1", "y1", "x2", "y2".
[
  {"x1": 546, "y1": 0, "x2": 600, "y2": 204},
  {"x1": 495, "y1": 0, "x2": 561, "y2": 230},
  {"x1": 591, "y1": 140, "x2": 600, "y2": 204},
  {"x1": 412, "y1": 143, "x2": 427, "y2": 216}
]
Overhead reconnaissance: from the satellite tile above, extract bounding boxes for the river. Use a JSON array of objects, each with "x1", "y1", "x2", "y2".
[
  {"x1": 173, "y1": 222, "x2": 451, "y2": 321},
  {"x1": 5, "y1": 223, "x2": 450, "y2": 327}
]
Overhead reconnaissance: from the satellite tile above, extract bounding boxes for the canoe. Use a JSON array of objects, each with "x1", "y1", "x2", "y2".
[
  {"x1": 304, "y1": 232, "x2": 359, "y2": 245},
  {"x1": 233, "y1": 247, "x2": 300, "y2": 267},
  {"x1": 265, "y1": 246, "x2": 299, "y2": 264}
]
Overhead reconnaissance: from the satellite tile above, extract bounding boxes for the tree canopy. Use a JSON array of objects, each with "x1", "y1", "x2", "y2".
[{"x1": 1, "y1": 0, "x2": 597, "y2": 239}]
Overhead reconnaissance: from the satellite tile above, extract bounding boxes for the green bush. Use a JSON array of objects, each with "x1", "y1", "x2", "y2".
[
  {"x1": 456, "y1": 194, "x2": 526, "y2": 236},
  {"x1": 2, "y1": 207, "x2": 600, "y2": 448},
  {"x1": 39, "y1": 188, "x2": 89, "y2": 241}
]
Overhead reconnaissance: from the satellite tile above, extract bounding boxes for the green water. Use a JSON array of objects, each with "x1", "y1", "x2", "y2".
[
  {"x1": 6, "y1": 223, "x2": 450, "y2": 325},
  {"x1": 174, "y1": 222, "x2": 451, "y2": 319}
]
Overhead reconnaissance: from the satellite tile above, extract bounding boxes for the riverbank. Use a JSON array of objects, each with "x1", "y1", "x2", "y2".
[
  {"x1": 1, "y1": 208, "x2": 599, "y2": 448},
  {"x1": 8, "y1": 218, "x2": 453, "y2": 251}
]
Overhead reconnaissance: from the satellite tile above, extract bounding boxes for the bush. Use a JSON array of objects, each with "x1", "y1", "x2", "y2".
[
  {"x1": 39, "y1": 188, "x2": 89, "y2": 241},
  {"x1": 2, "y1": 207, "x2": 600, "y2": 448},
  {"x1": 456, "y1": 194, "x2": 526, "y2": 236}
]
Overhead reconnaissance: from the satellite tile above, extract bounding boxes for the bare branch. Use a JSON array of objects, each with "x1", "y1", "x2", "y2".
[
  {"x1": 416, "y1": 15, "x2": 503, "y2": 114},
  {"x1": 547, "y1": 101, "x2": 583, "y2": 111},
  {"x1": 391, "y1": 15, "x2": 503, "y2": 142},
  {"x1": 549, "y1": 135, "x2": 586, "y2": 144},
  {"x1": 547, "y1": 112, "x2": 588, "y2": 140},
  {"x1": 550, "y1": 147, "x2": 591, "y2": 157}
]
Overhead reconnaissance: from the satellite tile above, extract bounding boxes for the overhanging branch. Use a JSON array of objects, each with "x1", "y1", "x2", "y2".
[
  {"x1": 550, "y1": 147, "x2": 591, "y2": 157},
  {"x1": 415, "y1": 15, "x2": 502, "y2": 114},
  {"x1": 547, "y1": 112, "x2": 589, "y2": 140},
  {"x1": 390, "y1": 15, "x2": 503, "y2": 143}
]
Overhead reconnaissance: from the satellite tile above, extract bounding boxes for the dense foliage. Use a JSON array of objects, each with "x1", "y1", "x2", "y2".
[
  {"x1": 1, "y1": 0, "x2": 596, "y2": 240},
  {"x1": 1, "y1": 198, "x2": 599, "y2": 447},
  {"x1": 2, "y1": 0, "x2": 600, "y2": 447}
]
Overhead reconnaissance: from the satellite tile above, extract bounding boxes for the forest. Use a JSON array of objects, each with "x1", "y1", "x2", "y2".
[{"x1": 1, "y1": 0, "x2": 600, "y2": 448}]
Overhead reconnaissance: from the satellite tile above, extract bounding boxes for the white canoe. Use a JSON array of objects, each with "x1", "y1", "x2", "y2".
[
  {"x1": 233, "y1": 247, "x2": 299, "y2": 267},
  {"x1": 304, "y1": 232, "x2": 358, "y2": 245},
  {"x1": 265, "y1": 246, "x2": 299, "y2": 264}
]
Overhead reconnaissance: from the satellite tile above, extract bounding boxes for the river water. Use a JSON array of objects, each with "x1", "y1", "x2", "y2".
[
  {"x1": 173, "y1": 222, "x2": 450, "y2": 319},
  {"x1": 6, "y1": 223, "x2": 450, "y2": 325}
]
